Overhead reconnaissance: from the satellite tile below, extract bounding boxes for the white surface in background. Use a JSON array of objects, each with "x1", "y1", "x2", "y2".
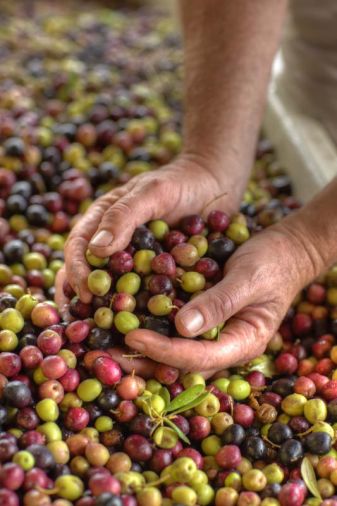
[{"x1": 264, "y1": 52, "x2": 337, "y2": 203}]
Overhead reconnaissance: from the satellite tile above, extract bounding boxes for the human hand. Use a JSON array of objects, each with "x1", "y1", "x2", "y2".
[
  {"x1": 108, "y1": 215, "x2": 323, "y2": 373},
  {"x1": 55, "y1": 153, "x2": 246, "y2": 308}
]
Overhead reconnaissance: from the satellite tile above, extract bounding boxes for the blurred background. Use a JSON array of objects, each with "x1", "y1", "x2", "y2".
[{"x1": 0, "y1": 0, "x2": 336, "y2": 203}]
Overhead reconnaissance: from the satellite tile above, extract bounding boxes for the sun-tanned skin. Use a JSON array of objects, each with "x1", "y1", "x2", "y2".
[{"x1": 55, "y1": 0, "x2": 337, "y2": 376}]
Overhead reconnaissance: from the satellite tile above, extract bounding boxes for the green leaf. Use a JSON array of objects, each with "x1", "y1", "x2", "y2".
[
  {"x1": 159, "y1": 387, "x2": 171, "y2": 410},
  {"x1": 165, "y1": 418, "x2": 190, "y2": 444},
  {"x1": 301, "y1": 456, "x2": 322, "y2": 500},
  {"x1": 166, "y1": 385, "x2": 206, "y2": 413},
  {"x1": 169, "y1": 392, "x2": 210, "y2": 416}
]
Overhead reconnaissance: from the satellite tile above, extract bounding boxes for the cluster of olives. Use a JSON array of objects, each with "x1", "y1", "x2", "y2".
[
  {"x1": 0, "y1": 1, "x2": 183, "y2": 304},
  {"x1": 64, "y1": 208, "x2": 249, "y2": 343},
  {"x1": 5, "y1": 275, "x2": 337, "y2": 506},
  {"x1": 2, "y1": 2, "x2": 337, "y2": 506}
]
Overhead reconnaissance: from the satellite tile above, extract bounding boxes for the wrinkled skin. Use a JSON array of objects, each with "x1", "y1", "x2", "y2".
[{"x1": 56, "y1": 156, "x2": 319, "y2": 375}]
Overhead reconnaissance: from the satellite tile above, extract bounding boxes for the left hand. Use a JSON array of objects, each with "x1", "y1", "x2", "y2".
[
  {"x1": 108, "y1": 216, "x2": 322, "y2": 373},
  {"x1": 55, "y1": 154, "x2": 245, "y2": 306}
]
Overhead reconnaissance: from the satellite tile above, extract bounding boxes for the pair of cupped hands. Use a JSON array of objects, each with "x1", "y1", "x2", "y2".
[{"x1": 55, "y1": 154, "x2": 315, "y2": 377}]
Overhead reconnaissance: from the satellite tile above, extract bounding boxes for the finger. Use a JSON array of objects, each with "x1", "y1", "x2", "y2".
[
  {"x1": 65, "y1": 236, "x2": 92, "y2": 303},
  {"x1": 64, "y1": 196, "x2": 118, "y2": 302},
  {"x1": 108, "y1": 346, "x2": 216, "y2": 379},
  {"x1": 107, "y1": 346, "x2": 157, "y2": 378},
  {"x1": 125, "y1": 314, "x2": 267, "y2": 371},
  {"x1": 88, "y1": 178, "x2": 168, "y2": 257},
  {"x1": 54, "y1": 267, "x2": 71, "y2": 320},
  {"x1": 174, "y1": 266, "x2": 258, "y2": 338}
]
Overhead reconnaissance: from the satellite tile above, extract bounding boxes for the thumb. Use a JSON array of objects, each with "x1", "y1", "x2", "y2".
[
  {"x1": 88, "y1": 178, "x2": 166, "y2": 257},
  {"x1": 175, "y1": 266, "x2": 256, "y2": 338}
]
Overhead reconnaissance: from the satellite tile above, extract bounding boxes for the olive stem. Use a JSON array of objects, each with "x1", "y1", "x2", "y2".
[
  {"x1": 36, "y1": 485, "x2": 59, "y2": 495},
  {"x1": 262, "y1": 435, "x2": 280, "y2": 448},
  {"x1": 297, "y1": 426, "x2": 314, "y2": 438},
  {"x1": 146, "y1": 475, "x2": 170, "y2": 488},
  {"x1": 122, "y1": 353, "x2": 145, "y2": 359}
]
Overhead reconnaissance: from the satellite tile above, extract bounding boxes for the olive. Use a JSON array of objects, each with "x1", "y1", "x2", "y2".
[
  {"x1": 97, "y1": 390, "x2": 121, "y2": 411},
  {"x1": 132, "y1": 226, "x2": 156, "y2": 250},
  {"x1": 268, "y1": 423, "x2": 293, "y2": 445},
  {"x1": 3, "y1": 240, "x2": 28, "y2": 263},
  {"x1": 222, "y1": 424, "x2": 246, "y2": 446},
  {"x1": 143, "y1": 316, "x2": 171, "y2": 336},
  {"x1": 26, "y1": 204, "x2": 50, "y2": 227},
  {"x1": 4, "y1": 137, "x2": 25, "y2": 157},
  {"x1": 6, "y1": 195, "x2": 28, "y2": 215},
  {"x1": 279, "y1": 439, "x2": 304, "y2": 466},
  {"x1": 207, "y1": 237, "x2": 235, "y2": 263},
  {"x1": 242, "y1": 436, "x2": 266, "y2": 460},
  {"x1": 305, "y1": 432, "x2": 332, "y2": 455},
  {"x1": 271, "y1": 377, "x2": 296, "y2": 397},
  {"x1": 87, "y1": 328, "x2": 113, "y2": 349},
  {"x1": 10, "y1": 181, "x2": 33, "y2": 199}
]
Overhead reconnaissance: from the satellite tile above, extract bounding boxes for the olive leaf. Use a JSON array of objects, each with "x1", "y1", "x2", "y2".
[
  {"x1": 166, "y1": 384, "x2": 206, "y2": 413},
  {"x1": 169, "y1": 392, "x2": 210, "y2": 416},
  {"x1": 159, "y1": 387, "x2": 171, "y2": 410},
  {"x1": 165, "y1": 418, "x2": 190, "y2": 444},
  {"x1": 301, "y1": 456, "x2": 322, "y2": 500}
]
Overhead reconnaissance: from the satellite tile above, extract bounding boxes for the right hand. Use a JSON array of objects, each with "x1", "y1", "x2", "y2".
[
  {"x1": 55, "y1": 153, "x2": 247, "y2": 306},
  {"x1": 108, "y1": 209, "x2": 323, "y2": 376}
]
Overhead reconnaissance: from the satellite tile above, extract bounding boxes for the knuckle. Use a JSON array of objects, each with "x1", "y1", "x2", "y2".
[
  {"x1": 104, "y1": 200, "x2": 132, "y2": 223},
  {"x1": 195, "y1": 342, "x2": 214, "y2": 371},
  {"x1": 94, "y1": 194, "x2": 110, "y2": 210},
  {"x1": 149, "y1": 176, "x2": 164, "y2": 189},
  {"x1": 209, "y1": 288, "x2": 235, "y2": 322},
  {"x1": 250, "y1": 264, "x2": 268, "y2": 291},
  {"x1": 65, "y1": 236, "x2": 87, "y2": 260},
  {"x1": 96, "y1": 190, "x2": 122, "y2": 208},
  {"x1": 146, "y1": 176, "x2": 167, "y2": 197}
]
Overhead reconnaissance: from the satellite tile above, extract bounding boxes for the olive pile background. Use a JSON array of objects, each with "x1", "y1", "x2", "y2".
[{"x1": 1, "y1": 2, "x2": 337, "y2": 506}]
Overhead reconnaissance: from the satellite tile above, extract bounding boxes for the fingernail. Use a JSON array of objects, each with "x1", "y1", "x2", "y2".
[
  {"x1": 90, "y1": 230, "x2": 114, "y2": 248},
  {"x1": 179, "y1": 309, "x2": 204, "y2": 333},
  {"x1": 128, "y1": 339, "x2": 146, "y2": 353}
]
